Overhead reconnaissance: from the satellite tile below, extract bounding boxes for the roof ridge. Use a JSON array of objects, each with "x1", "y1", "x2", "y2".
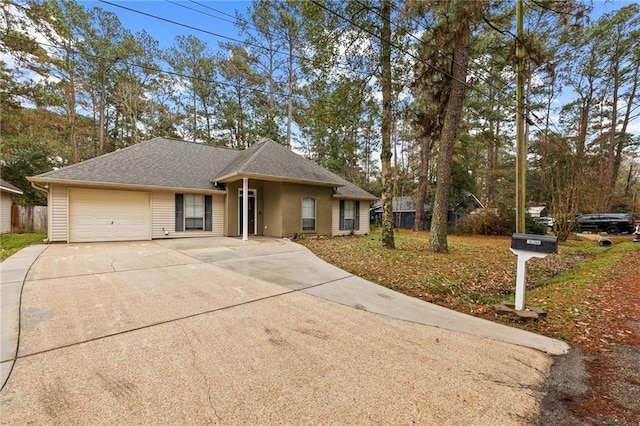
[
  {"x1": 166, "y1": 137, "x2": 238, "y2": 151},
  {"x1": 234, "y1": 139, "x2": 271, "y2": 172}
]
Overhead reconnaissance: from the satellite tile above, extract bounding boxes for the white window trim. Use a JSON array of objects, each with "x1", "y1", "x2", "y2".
[
  {"x1": 184, "y1": 194, "x2": 205, "y2": 231},
  {"x1": 302, "y1": 197, "x2": 316, "y2": 232}
]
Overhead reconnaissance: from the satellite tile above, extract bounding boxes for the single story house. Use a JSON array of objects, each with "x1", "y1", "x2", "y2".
[
  {"x1": 1, "y1": 178, "x2": 24, "y2": 233},
  {"x1": 28, "y1": 137, "x2": 377, "y2": 243},
  {"x1": 370, "y1": 196, "x2": 423, "y2": 229},
  {"x1": 370, "y1": 194, "x2": 483, "y2": 229}
]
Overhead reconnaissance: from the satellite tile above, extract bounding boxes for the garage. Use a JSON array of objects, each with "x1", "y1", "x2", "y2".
[{"x1": 69, "y1": 188, "x2": 151, "y2": 242}]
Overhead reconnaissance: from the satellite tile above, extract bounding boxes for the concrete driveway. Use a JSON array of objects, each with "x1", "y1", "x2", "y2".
[{"x1": 1, "y1": 237, "x2": 565, "y2": 424}]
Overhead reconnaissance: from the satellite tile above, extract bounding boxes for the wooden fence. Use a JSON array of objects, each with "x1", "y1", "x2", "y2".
[{"x1": 11, "y1": 205, "x2": 47, "y2": 233}]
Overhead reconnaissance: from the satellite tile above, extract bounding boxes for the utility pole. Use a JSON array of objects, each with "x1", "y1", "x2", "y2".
[{"x1": 515, "y1": 0, "x2": 526, "y2": 233}]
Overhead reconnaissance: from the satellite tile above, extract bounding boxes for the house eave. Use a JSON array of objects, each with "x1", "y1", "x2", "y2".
[
  {"x1": 214, "y1": 172, "x2": 343, "y2": 188},
  {"x1": 27, "y1": 177, "x2": 227, "y2": 195},
  {"x1": 0, "y1": 186, "x2": 24, "y2": 195},
  {"x1": 332, "y1": 194, "x2": 378, "y2": 201}
]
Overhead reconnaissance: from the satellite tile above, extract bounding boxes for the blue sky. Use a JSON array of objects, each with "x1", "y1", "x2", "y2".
[
  {"x1": 84, "y1": 1, "x2": 253, "y2": 50},
  {"x1": 85, "y1": 0, "x2": 636, "y2": 52},
  {"x1": 83, "y1": 0, "x2": 639, "y2": 137}
]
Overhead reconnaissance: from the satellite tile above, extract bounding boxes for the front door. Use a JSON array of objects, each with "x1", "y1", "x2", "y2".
[{"x1": 239, "y1": 190, "x2": 256, "y2": 235}]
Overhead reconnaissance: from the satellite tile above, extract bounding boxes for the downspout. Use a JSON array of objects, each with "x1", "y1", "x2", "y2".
[{"x1": 30, "y1": 181, "x2": 48, "y2": 195}]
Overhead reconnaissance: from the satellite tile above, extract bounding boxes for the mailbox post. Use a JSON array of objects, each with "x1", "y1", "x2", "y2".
[{"x1": 510, "y1": 233, "x2": 558, "y2": 311}]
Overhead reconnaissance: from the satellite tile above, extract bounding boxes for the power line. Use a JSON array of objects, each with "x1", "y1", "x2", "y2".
[
  {"x1": 98, "y1": 0, "x2": 371, "y2": 77},
  {"x1": 308, "y1": 0, "x2": 547, "y2": 135},
  {"x1": 0, "y1": 32, "x2": 305, "y2": 103},
  {"x1": 387, "y1": 0, "x2": 572, "y2": 138},
  {"x1": 363, "y1": 0, "x2": 516, "y2": 97},
  {"x1": 3, "y1": 30, "x2": 381, "y2": 124},
  {"x1": 184, "y1": 0, "x2": 378, "y2": 78},
  {"x1": 353, "y1": 1, "x2": 523, "y2": 112},
  {"x1": 186, "y1": 0, "x2": 258, "y2": 32},
  {"x1": 166, "y1": 0, "x2": 243, "y2": 30}
]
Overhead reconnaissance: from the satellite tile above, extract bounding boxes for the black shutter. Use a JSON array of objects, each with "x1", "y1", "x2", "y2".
[
  {"x1": 175, "y1": 194, "x2": 184, "y2": 232},
  {"x1": 355, "y1": 201, "x2": 360, "y2": 230},
  {"x1": 205, "y1": 195, "x2": 212, "y2": 231},
  {"x1": 339, "y1": 200, "x2": 345, "y2": 230}
]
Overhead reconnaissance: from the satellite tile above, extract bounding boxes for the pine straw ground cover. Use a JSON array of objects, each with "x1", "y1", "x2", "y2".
[{"x1": 297, "y1": 229, "x2": 640, "y2": 345}]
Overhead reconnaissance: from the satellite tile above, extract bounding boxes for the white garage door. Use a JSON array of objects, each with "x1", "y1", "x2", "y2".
[{"x1": 69, "y1": 188, "x2": 151, "y2": 242}]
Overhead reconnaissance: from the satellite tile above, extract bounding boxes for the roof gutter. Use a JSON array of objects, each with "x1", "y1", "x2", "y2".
[
  {"x1": 213, "y1": 172, "x2": 343, "y2": 188},
  {"x1": 30, "y1": 181, "x2": 48, "y2": 194},
  {"x1": 28, "y1": 177, "x2": 226, "y2": 195}
]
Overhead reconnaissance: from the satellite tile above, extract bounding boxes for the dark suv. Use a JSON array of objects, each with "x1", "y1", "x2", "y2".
[{"x1": 574, "y1": 213, "x2": 636, "y2": 234}]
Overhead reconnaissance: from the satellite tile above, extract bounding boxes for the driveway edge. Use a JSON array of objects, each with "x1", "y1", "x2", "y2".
[{"x1": 1, "y1": 244, "x2": 49, "y2": 391}]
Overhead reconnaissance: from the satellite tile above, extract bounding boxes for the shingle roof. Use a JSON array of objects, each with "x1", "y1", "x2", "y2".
[
  {"x1": 0, "y1": 178, "x2": 23, "y2": 194},
  {"x1": 30, "y1": 138, "x2": 237, "y2": 191},
  {"x1": 213, "y1": 138, "x2": 341, "y2": 185},
  {"x1": 29, "y1": 137, "x2": 377, "y2": 199},
  {"x1": 370, "y1": 196, "x2": 421, "y2": 213}
]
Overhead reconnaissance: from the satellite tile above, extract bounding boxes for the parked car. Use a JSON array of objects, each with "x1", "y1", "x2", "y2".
[
  {"x1": 535, "y1": 216, "x2": 555, "y2": 228},
  {"x1": 574, "y1": 213, "x2": 636, "y2": 234},
  {"x1": 534, "y1": 216, "x2": 554, "y2": 233}
]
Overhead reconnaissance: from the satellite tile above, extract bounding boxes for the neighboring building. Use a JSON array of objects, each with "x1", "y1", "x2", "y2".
[
  {"x1": 370, "y1": 197, "x2": 424, "y2": 229},
  {"x1": 370, "y1": 194, "x2": 484, "y2": 229},
  {"x1": 28, "y1": 137, "x2": 377, "y2": 243},
  {"x1": 526, "y1": 206, "x2": 548, "y2": 218},
  {"x1": 0, "y1": 178, "x2": 23, "y2": 233}
]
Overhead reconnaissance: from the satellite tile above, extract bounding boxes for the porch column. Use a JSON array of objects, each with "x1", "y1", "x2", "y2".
[{"x1": 242, "y1": 177, "x2": 249, "y2": 241}]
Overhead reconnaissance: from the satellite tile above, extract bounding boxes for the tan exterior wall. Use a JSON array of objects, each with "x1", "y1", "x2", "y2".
[
  {"x1": 47, "y1": 185, "x2": 224, "y2": 242},
  {"x1": 280, "y1": 183, "x2": 333, "y2": 237},
  {"x1": 45, "y1": 181, "x2": 370, "y2": 241},
  {"x1": 213, "y1": 195, "x2": 225, "y2": 236},
  {"x1": 358, "y1": 201, "x2": 371, "y2": 234},
  {"x1": 225, "y1": 180, "x2": 264, "y2": 236},
  {"x1": 152, "y1": 190, "x2": 225, "y2": 238},
  {"x1": 151, "y1": 191, "x2": 175, "y2": 238},
  {"x1": 332, "y1": 199, "x2": 371, "y2": 236},
  {"x1": 1, "y1": 192, "x2": 12, "y2": 233},
  {"x1": 225, "y1": 180, "x2": 333, "y2": 237},
  {"x1": 49, "y1": 185, "x2": 68, "y2": 242},
  {"x1": 262, "y1": 181, "x2": 282, "y2": 237}
]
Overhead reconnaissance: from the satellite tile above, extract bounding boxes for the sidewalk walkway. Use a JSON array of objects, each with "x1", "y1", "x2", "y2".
[{"x1": 1, "y1": 244, "x2": 48, "y2": 388}]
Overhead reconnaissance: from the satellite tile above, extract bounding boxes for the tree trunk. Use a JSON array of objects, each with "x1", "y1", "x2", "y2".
[
  {"x1": 68, "y1": 66, "x2": 78, "y2": 164},
  {"x1": 613, "y1": 61, "x2": 639, "y2": 189},
  {"x1": 99, "y1": 68, "x2": 106, "y2": 155},
  {"x1": 413, "y1": 135, "x2": 430, "y2": 231},
  {"x1": 192, "y1": 86, "x2": 197, "y2": 143},
  {"x1": 380, "y1": 0, "x2": 394, "y2": 249},
  {"x1": 605, "y1": 65, "x2": 620, "y2": 206},
  {"x1": 286, "y1": 41, "x2": 294, "y2": 150},
  {"x1": 429, "y1": 29, "x2": 470, "y2": 253}
]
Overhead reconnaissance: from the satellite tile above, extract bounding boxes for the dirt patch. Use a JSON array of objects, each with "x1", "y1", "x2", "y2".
[{"x1": 537, "y1": 249, "x2": 640, "y2": 424}]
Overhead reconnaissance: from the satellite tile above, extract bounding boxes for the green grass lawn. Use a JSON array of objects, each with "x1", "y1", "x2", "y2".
[
  {"x1": 299, "y1": 229, "x2": 640, "y2": 344},
  {"x1": 0, "y1": 233, "x2": 47, "y2": 262}
]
